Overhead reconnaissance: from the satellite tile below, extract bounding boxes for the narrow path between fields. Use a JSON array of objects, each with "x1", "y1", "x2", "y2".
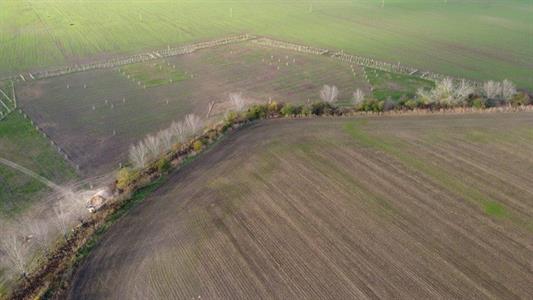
[{"x1": 0, "y1": 157, "x2": 62, "y2": 191}]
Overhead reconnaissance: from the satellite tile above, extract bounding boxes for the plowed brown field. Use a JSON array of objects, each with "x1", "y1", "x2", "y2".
[{"x1": 69, "y1": 112, "x2": 533, "y2": 299}]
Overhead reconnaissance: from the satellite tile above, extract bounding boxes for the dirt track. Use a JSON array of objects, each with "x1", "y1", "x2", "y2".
[{"x1": 69, "y1": 113, "x2": 533, "y2": 299}]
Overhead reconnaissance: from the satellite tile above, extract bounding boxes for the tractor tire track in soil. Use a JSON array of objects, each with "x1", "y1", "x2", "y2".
[{"x1": 69, "y1": 113, "x2": 533, "y2": 299}]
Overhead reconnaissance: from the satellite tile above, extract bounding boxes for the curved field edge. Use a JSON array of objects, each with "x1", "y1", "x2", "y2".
[
  {"x1": 67, "y1": 113, "x2": 533, "y2": 299},
  {"x1": 6, "y1": 120, "x2": 239, "y2": 299}
]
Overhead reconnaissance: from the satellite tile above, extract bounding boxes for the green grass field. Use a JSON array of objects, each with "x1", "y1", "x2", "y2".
[
  {"x1": 0, "y1": 112, "x2": 78, "y2": 217},
  {"x1": 365, "y1": 67, "x2": 435, "y2": 100},
  {"x1": 1, "y1": 1, "x2": 531, "y2": 88}
]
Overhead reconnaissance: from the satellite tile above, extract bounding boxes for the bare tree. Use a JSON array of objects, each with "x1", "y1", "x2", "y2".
[
  {"x1": 157, "y1": 128, "x2": 174, "y2": 152},
  {"x1": 129, "y1": 142, "x2": 149, "y2": 169},
  {"x1": 320, "y1": 85, "x2": 339, "y2": 103},
  {"x1": 206, "y1": 101, "x2": 216, "y2": 118},
  {"x1": 144, "y1": 134, "x2": 162, "y2": 158},
  {"x1": 417, "y1": 78, "x2": 473, "y2": 106},
  {"x1": 170, "y1": 121, "x2": 187, "y2": 144},
  {"x1": 229, "y1": 93, "x2": 246, "y2": 111},
  {"x1": 352, "y1": 89, "x2": 365, "y2": 106},
  {"x1": 53, "y1": 202, "x2": 69, "y2": 241},
  {"x1": 501, "y1": 79, "x2": 516, "y2": 102},
  {"x1": 483, "y1": 80, "x2": 502, "y2": 100},
  {"x1": 23, "y1": 218, "x2": 50, "y2": 250},
  {"x1": 455, "y1": 79, "x2": 475, "y2": 104},
  {"x1": 0, "y1": 235, "x2": 28, "y2": 277},
  {"x1": 184, "y1": 114, "x2": 203, "y2": 135},
  {"x1": 128, "y1": 114, "x2": 203, "y2": 169}
]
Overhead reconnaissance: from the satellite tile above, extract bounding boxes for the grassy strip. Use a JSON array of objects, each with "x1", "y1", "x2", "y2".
[{"x1": 365, "y1": 67, "x2": 434, "y2": 101}]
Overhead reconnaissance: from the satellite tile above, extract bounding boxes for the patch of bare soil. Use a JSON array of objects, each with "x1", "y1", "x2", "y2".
[{"x1": 68, "y1": 113, "x2": 533, "y2": 299}]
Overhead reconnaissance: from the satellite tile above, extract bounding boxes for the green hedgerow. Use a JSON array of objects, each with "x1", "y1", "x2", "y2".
[
  {"x1": 193, "y1": 140, "x2": 204, "y2": 152},
  {"x1": 116, "y1": 168, "x2": 140, "y2": 191},
  {"x1": 155, "y1": 157, "x2": 171, "y2": 173},
  {"x1": 471, "y1": 97, "x2": 487, "y2": 109},
  {"x1": 280, "y1": 103, "x2": 296, "y2": 116},
  {"x1": 246, "y1": 104, "x2": 268, "y2": 120},
  {"x1": 510, "y1": 92, "x2": 530, "y2": 107}
]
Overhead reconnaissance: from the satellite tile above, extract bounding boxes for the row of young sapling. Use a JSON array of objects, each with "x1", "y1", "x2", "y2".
[
  {"x1": 254, "y1": 37, "x2": 483, "y2": 89},
  {"x1": 119, "y1": 77, "x2": 529, "y2": 189},
  {"x1": 2, "y1": 77, "x2": 530, "y2": 290},
  {"x1": 321, "y1": 78, "x2": 528, "y2": 112},
  {"x1": 27, "y1": 34, "x2": 253, "y2": 81}
]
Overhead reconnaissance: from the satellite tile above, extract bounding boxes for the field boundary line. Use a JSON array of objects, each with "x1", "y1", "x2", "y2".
[
  {"x1": 252, "y1": 37, "x2": 482, "y2": 87},
  {"x1": 1, "y1": 34, "x2": 484, "y2": 89},
  {"x1": 0, "y1": 85, "x2": 15, "y2": 121},
  {"x1": 0, "y1": 87, "x2": 14, "y2": 105},
  {"x1": 14, "y1": 107, "x2": 81, "y2": 172},
  {"x1": 0, "y1": 34, "x2": 255, "y2": 83}
]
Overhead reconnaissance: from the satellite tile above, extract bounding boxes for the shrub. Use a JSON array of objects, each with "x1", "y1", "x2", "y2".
[
  {"x1": 301, "y1": 105, "x2": 312, "y2": 116},
  {"x1": 383, "y1": 99, "x2": 397, "y2": 111},
  {"x1": 267, "y1": 101, "x2": 281, "y2": 114},
  {"x1": 223, "y1": 111, "x2": 239, "y2": 130},
  {"x1": 510, "y1": 92, "x2": 530, "y2": 107},
  {"x1": 471, "y1": 97, "x2": 486, "y2": 109},
  {"x1": 116, "y1": 168, "x2": 140, "y2": 191},
  {"x1": 311, "y1": 102, "x2": 335, "y2": 116},
  {"x1": 155, "y1": 157, "x2": 170, "y2": 173},
  {"x1": 360, "y1": 98, "x2": 384, "y2": 112},
  {"x1": 193, "y1": 140, "x2": 204, "y2": 152},
  {"x1": 246, "y1": 104, "x2": 268, "y2": 120},
  {"x1": 404, "y1": 99, "x2": 418, "y2": 110},
  {"x1": 280, "y1": 103, "x2": 296, "y2": 116}
]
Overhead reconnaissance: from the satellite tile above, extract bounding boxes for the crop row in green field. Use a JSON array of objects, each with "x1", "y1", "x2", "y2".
[{"x1": 1, "y1": 1, "x2": 531, "y2": 88}]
